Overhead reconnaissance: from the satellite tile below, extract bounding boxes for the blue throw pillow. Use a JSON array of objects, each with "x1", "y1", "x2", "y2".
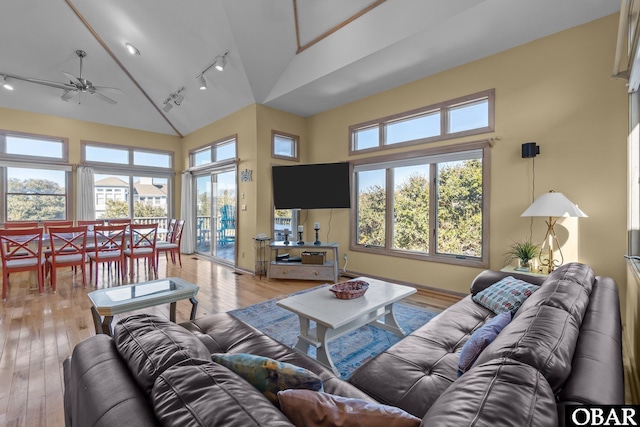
[
  {"x1": 211, "y1": 353, "x2": 323, "y2": 406},
  {"x1": 472, "y1": 276, "x2": 540, "y2": 314},
  {"x1": 458, "y1": 311, "x2": 512, "y2": 376}
]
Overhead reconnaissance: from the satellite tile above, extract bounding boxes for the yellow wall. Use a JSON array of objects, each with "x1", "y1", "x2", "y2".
[
  {"x1": 303, "y1": 14, "x2": 628, "y2": 293},
  {"x1": 0, "y1": 14, "x2": 628, "y2": 295}
]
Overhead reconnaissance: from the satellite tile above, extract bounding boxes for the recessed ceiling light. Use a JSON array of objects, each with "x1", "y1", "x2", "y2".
[
  {"x1": 125, "y1": 43, "x2": 140, "y2": 56},
  {"x1": 1, "y1": 75, "x2": 13, "y2": 90}
]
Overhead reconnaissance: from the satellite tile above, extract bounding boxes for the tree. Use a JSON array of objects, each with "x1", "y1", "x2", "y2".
[
  {"x1": 357, "y1": 184, "x2": 386, "y2": 246},
  {"x1": 7, "y1": 178, "x2": 66, "y2": 220},
  {"x1": 393, "y1": 173, "x2": 429, "y2": 251}
]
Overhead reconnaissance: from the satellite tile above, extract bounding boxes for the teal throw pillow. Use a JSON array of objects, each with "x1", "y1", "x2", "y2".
[
  {"x1": 458, "y1": 311, "x2": 512, "y2": 376},
  {"x1": 472, "y1": 276, "x2": 540, "y2": 314},
  {"x1": 211, "y1": 353, "x2": 323, "y2": 405}
]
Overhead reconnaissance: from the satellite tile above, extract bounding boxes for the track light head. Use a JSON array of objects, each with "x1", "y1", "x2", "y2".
[
  {"x1": 199, "y1": 75, "x2": 207, "y2": 90},
  {"x1": 173, "y1": 94, "x2": 184, "y2": 106},
  {"x1": 162, "y1": 102, "x2": 173, "y2": 112},
  {"x1": 1, "y1": 75, "x2": 14, "y2": 91},
  {"x1": 214, "y1": 53, "x2": 227, "y2": 72},
  {"x1": 125, "y1": 43, "x2": 140, "y2": 56}
]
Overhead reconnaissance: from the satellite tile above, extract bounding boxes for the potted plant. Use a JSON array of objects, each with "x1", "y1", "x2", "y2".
[{"x1": 504, "y1": 240, "x2": 540, "y2": 272}]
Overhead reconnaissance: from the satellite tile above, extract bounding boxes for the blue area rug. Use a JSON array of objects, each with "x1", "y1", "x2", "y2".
[{"x1": 229, "y1": 286, "x2": 438, "y2": 379}]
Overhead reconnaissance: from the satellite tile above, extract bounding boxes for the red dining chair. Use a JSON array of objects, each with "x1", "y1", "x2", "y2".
[
  {"x1": 156, "y1": 219, "x2": 184, "y2": 267},
  {"x1": 4, "y1": 221, "x2": 40, "y2": 229},
  {"x1": 46, "y1": 226, "x2": 88, "y2": 292},
  {"x1": 107, "y1": 218, "x2": 132, "y2": 226},
  {"x1": 88, "y1": 224, "x2": 127, "y2": 286},
  {"x1": 78, "y1": 220, "x2": 104, "y2": 227},
  {"x1": 0, "y1": 228, "x2": 45, "y2": 300},
  {"x1": 43, "y1": 220, "x2": 74, "y2": 233},
  {"x1": 124, "y1": 223, "x2": 158, "y2": 280}
]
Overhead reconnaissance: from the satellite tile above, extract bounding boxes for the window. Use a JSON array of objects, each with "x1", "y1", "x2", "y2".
[
  {"x1": 190, "y1": 136, "x2": 237, "y2": 167},
  {"x1": 0, "y1": 131, "x2": 71, "y2": 223},
  {"x1": 350, "y1": 90, "x2": 494, "y2": 154},
  {"x1": 352, "y1": 141, "x2": 489, "y2": 267},
  {"x1": 272, "y1": 131, "x2": 300, "y2": 161},
  {"x1": 82, "y1": 142, "x2": 174, "y2": 227}
]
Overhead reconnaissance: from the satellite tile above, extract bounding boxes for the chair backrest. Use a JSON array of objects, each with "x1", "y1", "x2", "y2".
[
  {"x1": 4, "y1": 221, "x2": 40, "y2": 229},
  {"x1": 164, "y1": 219, "x2": 178, "y2": 242},
  {"x1": 78, "y1": 220, "x2": 104, "y2": 227},
  {"x1": 129, "y1": 223, "x2": 158, "y2": 252},
  {"x1": 220, "y1": 205, "x2": 235, "y2": 230},
  {"x1": 92, "y1": 224, "x2": 126, "y2": 255},
  {"x1": 173, "y1": 220, "x2": 185, "y2": 245},
  {"x1": 0, "y1": 228, "x2": 43, "y2": 267},
  {"x1": 48, "y1": 226, "x2": 88, "y2": 260},
  {"x1": 107, "y1": 218, "x2": 132, "y2": 226},
  {"x1": 43, "y1": 220, "x2": 74, "y2": 233}
]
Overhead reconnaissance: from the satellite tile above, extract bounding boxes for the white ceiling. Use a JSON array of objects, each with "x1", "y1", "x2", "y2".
[{"x1": 0, "y1": 0, "x2": 620, "y2": 137}]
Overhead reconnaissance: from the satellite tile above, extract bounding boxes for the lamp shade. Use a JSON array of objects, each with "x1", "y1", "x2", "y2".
[{"x1": 521, "y1": 191, "x2": 587, "y2": 218}]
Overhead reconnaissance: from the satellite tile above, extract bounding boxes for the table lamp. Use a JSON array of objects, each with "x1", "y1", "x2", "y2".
[{"x1": 521, "y1": 190, "x2": 587, "y2": 272}]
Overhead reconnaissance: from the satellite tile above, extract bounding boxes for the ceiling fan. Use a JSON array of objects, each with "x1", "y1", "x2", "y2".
[{"x1": 4, "y1": 50, "x2": 123, "y2": 104}]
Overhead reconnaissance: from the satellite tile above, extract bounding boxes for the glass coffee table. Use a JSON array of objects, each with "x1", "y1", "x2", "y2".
[{"x1": 88, "y1": 277, "x2": 199, "y2": 336}]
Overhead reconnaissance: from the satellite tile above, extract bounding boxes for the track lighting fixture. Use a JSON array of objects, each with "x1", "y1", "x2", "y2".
[
  {"x1": 162, "y1": 87, "x2": 185, "y2": 112},
  {"x1": 125, "y1": 43, "x2": 140, "y2": 56},
  {"x1": 1, "y1": 75, "x2": 13, "y2": 91},
  {"x1": 214, "y1": 53, "x2": 228, "y2": 71},
  {"x1": 194, "y1": 51, "x2": 229, "y2": 90}
]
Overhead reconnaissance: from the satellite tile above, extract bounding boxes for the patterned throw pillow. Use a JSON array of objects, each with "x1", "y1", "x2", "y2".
[
  {"x1": 211, "y1": 353, "x2": 323, "y2": 405},
  {"x1": 278, "y1": 389, "x2": 421, "y2": 427},
  {"x1": 458, "y1": 311, "x2": 512, "y2": 376},
  {"x1": 472, "y1": 276, "x2": 540, "y2": 314}
]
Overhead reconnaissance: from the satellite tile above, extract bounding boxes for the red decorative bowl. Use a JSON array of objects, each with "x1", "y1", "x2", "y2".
[{"x1": 329, "y1": 280, "x2": 369, "y2": 300}]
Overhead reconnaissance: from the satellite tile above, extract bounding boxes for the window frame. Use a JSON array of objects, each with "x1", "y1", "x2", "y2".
[
  {"x1": 349, "y1": 89, "x2": 495, "y2": 155},
  {"x1": 0, "y1": 130, "x2": 72, "y2": 224},
  {"x1": 349, "y1": 140, "x2": 491, "y2": 268},
  {"x1": 271, "y1": 130, "x2": 300, "y2": 162},
  {"x1": 189, "y1": 135, "x2": 238, "y2": 169},
  {"x1": 81, "y1": 141, "x2": 175, "y2": 222}
]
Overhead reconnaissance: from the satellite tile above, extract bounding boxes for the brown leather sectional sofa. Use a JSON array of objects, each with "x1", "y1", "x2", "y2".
[{"x1": 63, "y1": 262, "x2": 623, "y2": 426}]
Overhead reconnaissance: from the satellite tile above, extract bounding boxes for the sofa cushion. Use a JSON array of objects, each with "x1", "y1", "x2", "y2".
[
  {"x1": 458, "y1": 311, "x2": 511, "y2": 376},
  {"x1": 152, "y1": 358, "x2": 295, "y2": 426},
  {"x1": 422, "y1": 359, "x2": 558, "y2": 427},
  {"x1": 277, "y1": 389, "x2": 421, "y2": 427},
  {"x1": 472, "y1": 276, "x2": 540, "y2": 314},
  {"x1": 114, "y1": 314, "x2": 212, "y2": 394},
  {"x1": 474, "y1": 304, "x2": 580, "y2": 392},
  {"x1": 211, "y1": 353, "x2": 323, "y2": 405},
  {"x1": 181, "y1": 313, "x2": 377, "y2": 402},
  {"x1": 348, "y1": 296, "x2": 492, "y2": 418}
]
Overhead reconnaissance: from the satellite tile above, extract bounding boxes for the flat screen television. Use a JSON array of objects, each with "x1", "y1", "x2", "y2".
[{"x1": 272, "y1": 162, "x2": 351, "y2": 209}]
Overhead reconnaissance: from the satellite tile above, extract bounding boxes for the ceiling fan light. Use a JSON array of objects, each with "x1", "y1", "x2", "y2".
[
  {"x1": 125, "y1": 43, "x2": 140, "y2": 56},
  {"x1": 1, "y1": 75, "x2": 13, "y2": 91},
  {"x1": 199, "y1": 75, "x2": 207, "y2": 90}
]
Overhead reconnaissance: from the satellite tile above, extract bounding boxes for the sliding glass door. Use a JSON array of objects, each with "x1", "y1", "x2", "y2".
[{"x1": 195, "y1": 168, "x2": 236, "y2": 263}]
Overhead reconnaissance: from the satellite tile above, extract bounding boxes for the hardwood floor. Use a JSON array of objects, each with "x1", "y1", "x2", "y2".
[{"x1": 0, "y1": 255, "x2": 457, "y2": 427}]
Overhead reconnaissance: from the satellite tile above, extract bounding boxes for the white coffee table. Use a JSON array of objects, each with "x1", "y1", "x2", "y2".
[
  {"x1": 88, "y1": 277, "x2": 199, "y2": 336},
  {"x1": 276, "y1": 277, "x2": 416, "y2": 375}
]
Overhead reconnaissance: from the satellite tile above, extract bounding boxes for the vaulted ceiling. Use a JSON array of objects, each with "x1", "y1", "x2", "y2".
[{"x1": 0, "y1": 0, "x2": 620, "y2": 137}]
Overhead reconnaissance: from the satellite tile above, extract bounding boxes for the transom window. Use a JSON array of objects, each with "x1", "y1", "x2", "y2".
[
  {"x1": 350, "y1": 90, "x2": 494, "y2": 154},
  {"x1": 352, "y1": 141, "x2": 490, "y2": 267},
  {"x1": 83, "y1": 142, "x2": 173, "y2": 170},
  {"x1": 0, "y1": 131, "x2": 71, "y2": 224},
  {"x1": 272, "y1": 131, "x2": 300, "y2": 161},
  {"x1": 190, "y1": 136, "x2": 237, "y2": 167}
]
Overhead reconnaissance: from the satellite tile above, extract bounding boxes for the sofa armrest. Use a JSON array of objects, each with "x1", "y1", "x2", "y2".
[
  {"x1": 63, "y1": 334, "x2": 159, "y2": 427},
  {"x1": 470, "y1": 269, "x2": 546, "y2": 295}
]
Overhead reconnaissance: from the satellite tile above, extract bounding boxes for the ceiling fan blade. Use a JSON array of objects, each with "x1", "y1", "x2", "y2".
[
  {"x1": 61, "y1": 90, "x2": 77, "y2": 102},
  {"x1": 62, "y1": 72, "x2": 82, "y2": 86},
  {"x1": 92, "y1": 86, "x2": 123, "y2": 94},
  {"x1": 93, "y1": 92, "x2": 117, "y2": 105},
  {"x1": 20, "y1": 77, "x2": 76, "y2": 91}
]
